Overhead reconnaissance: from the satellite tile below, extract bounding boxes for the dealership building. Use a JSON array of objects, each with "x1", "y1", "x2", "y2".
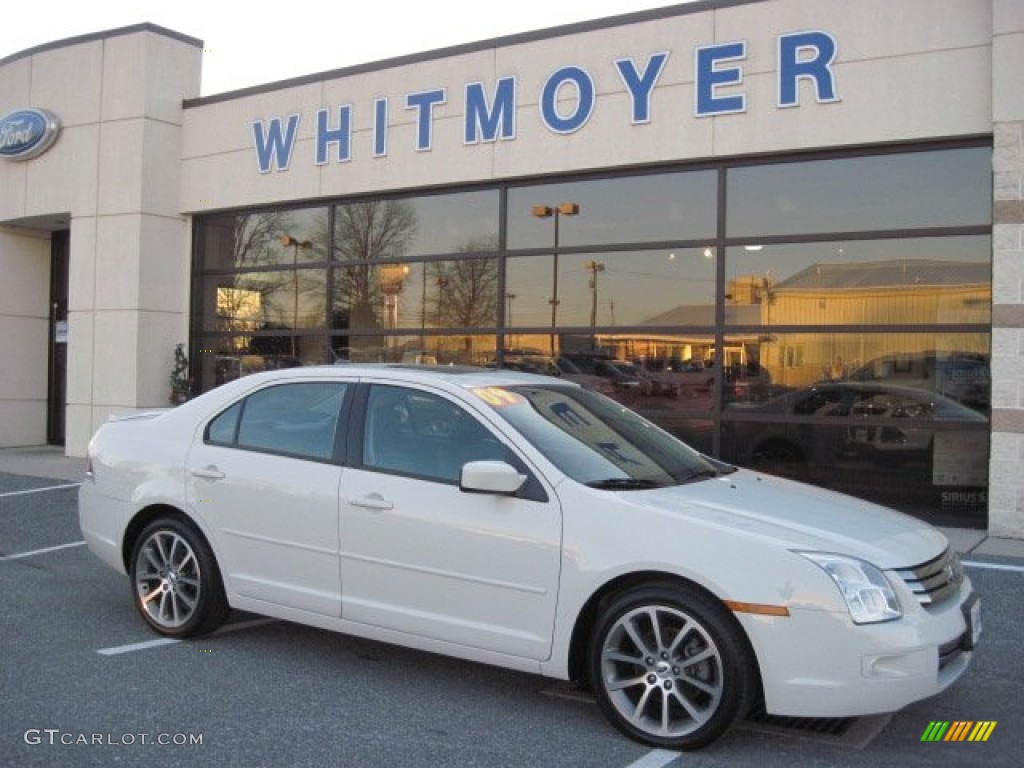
[{"x1": 1, "y1": 0, "x2": 1022, "y2": 536}]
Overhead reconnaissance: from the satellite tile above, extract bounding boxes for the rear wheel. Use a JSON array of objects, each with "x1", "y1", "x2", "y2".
[
  {"x1": 588, "y1": 583, "x2": 755, "y2": 750},
  {"x1": 129, "y1": 517, "x2": 228, "y2": 638}
]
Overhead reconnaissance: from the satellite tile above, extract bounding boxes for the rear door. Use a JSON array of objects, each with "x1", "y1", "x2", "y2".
[{"x1": 186, "y1": 381, "x2": 350, "y2": 617}]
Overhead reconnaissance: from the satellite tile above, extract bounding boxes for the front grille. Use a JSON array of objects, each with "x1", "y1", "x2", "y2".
[{"x1": 892, "y1": 548, "x2": 963, "y2": 607}]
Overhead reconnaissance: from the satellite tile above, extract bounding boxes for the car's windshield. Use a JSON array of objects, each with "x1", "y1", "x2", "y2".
[{"x1": 471, "y1": 384, "x2": 721, "y2": 488}]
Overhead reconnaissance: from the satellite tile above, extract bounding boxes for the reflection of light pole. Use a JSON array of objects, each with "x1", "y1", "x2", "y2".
[
  {"x1": 531, "y1": 202, "x2": 579, "y2": 352},
  {"x1": 378, "y1": 263, "x2": 410, "y2": 330},
  {"x1": 505, "y1": 291, "x2": 517, "y2": 326},
  {"x1": 280, "y1": 235, "x2": 312, "y2": 357},
  {"x1": 585, "y1": 260, "x2": 605, "y2": 329},
  {"x1": 435, "y1": 275, "x2": 450, "y2": 328},
  {"x1": 505, "y1": 291, "x2": 517, "y2": 349}
]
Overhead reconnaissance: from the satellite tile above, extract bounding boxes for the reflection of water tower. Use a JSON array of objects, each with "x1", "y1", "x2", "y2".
[{"x1": 378, "y1": 263, "x2": 409, "y2": 329}]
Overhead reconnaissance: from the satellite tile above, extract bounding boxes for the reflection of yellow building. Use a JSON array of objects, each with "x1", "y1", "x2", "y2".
[
  {"x1": 590, "y1": 259, "x2": 989, "y2": 384},
  {"x1": 216, "y1": 287, "x2": 262, "y2": 350},
  {"x1": 735, "y1": 260, "x2": 990, "y2": 387}
]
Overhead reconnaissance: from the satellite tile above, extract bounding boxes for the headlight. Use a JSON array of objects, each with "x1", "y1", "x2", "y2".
[{"x1": 798, "y1": 552, "x2": 902, "y2": 624}]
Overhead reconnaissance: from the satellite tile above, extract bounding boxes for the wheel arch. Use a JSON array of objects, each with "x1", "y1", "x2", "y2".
[
  {"x1": 567, "y1": 570, "x2": 764, "y2": 706},
  {"x1": 122, "y1": 504, "x2": 207, "y2": 572}
]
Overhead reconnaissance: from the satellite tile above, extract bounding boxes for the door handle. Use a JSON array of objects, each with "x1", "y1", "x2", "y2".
[
  {"x1": 191, "y1": 465, "x2": 226, "y2": 481},
  {"x1": 349, "y1": 493, "x2": 394, "y2": 511}
]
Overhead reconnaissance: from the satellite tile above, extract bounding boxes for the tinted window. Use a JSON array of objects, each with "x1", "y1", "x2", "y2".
[
  {"x1": 207, "y1": 401, "x2": 242, "y2": 444},
  {"x1": 334, "y1": 191, "x2": 498, "y2": 261},
  {"x1": 363, "y1": 385, "x2": 505, "y2": 482},
  {"x1": 211, "y1": 382, "x2": 347, "y2": 461},
  {"x1": 727, "y1": 147, "x2": 991, "y2": 237},
  {"x1": 200, "y1": 208, "x2": 328, "y2": 271},
  {"x1": 508, "y1": 171, "x2": 717, "y2": 249}
]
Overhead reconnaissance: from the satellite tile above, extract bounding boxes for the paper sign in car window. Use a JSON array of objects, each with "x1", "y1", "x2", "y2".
[{"x1": 472, "y1": 387, "x2": 526, "y2": 408}]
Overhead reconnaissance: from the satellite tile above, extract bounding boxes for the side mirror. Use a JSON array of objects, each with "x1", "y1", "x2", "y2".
[{"x1": 460, "y1": 461, "x2": 527, "y2": 495}]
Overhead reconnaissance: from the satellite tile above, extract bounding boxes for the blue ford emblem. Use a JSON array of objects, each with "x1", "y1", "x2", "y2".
[{"x1": 0, "y1": 108, "x2": 61, "y2": 160}]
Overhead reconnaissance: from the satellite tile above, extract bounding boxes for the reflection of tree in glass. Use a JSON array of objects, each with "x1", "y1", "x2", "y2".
[
  {"x1": 333, "y1": 201, "x2": 418, "y2": 329},
  {"x1": 215, "y1": 212, "x2": 297, "y2": 332},
  {"x1": 427, "y1": 236, "x2": 498, "y2": 357},
  {"x1": 232, "y1": 211, "x2": 296, "y2": 268}
]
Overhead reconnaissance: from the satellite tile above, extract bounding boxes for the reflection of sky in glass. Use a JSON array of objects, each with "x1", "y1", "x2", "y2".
[
  {"x1": 506, "y1": 249, "x2": 715, "y2": 327},
  {"x1": 282, "y1": 208, "x2": 330, "y2": 262},
  {"x1": 727, "y1": 147, "x2": 991, "y2": 237},
  {"x1": 399, "y1": 191, "x2": 499, "y2": 257},
  {"x1": 508, "y1": 171, "x2": 717, "y2": 250},
  {"x1": 726, "y1": 236, "x2": 991, "y2": 285}
]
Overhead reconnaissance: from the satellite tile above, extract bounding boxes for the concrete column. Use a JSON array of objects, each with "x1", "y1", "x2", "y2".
[{"x1": 989, "y1": 0, "x2": 1024, "y2": 537}]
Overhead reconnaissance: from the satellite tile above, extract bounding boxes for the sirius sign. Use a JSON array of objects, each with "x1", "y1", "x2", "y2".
[
  {"x1": 252, "y1": 30, "x2": 839, "y2": 174},
  {"x1": 0, "y1": 108, "x2": 62, "y2": 161}
]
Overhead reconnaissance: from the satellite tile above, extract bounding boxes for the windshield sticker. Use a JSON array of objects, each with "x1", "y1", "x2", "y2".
[
  {"x1": 472, "y1": 387, "x2": 526, "y2": 408},
  {"x1": 550, "y1": 402, "x2": 592, "y2": 427},
  {"x1": 597, "y1": 442, "x2": 641, "y2": 465}
]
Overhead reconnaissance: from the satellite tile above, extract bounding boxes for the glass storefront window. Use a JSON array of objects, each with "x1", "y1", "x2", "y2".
[
  {"x1": 724, "y1": 236, "x2": 992, "y2": 326},
  {"x1": 505, "y1": 248, "x2": 716, "y2": 329},
  {"x1": 197, "y1": 270, "x2": 328, "y2": 333},
  {"x1": 200, "y1": 208, "x2": 329, "y2": 270},
  {"x1": 194, "y1": 334, "x2": 329, "y2": 388},
  {"x1": 719, "y1": 332, "x2": 990, "y2": 526},
  {"x1": 331, "y1": 333, "x2": 497, "y2": 366},
  {"x1": 333, "y1": 191, "x2": 499, "y2": 262},
  {"x1": 727, "y1": 147, "x2": 991, "y2": 238},
  {"x1": 507, "y1": 170, "x2": 717, "y2": 249},
  {"x1": 331, "y1": 259, "x2": 499, "y2": 332},
  {"x1": 191, "y1": 142, "x2": 992, "y2": 528},
  {"x1": 716, "y1": 331, "x2": 990, "y2": 411}
]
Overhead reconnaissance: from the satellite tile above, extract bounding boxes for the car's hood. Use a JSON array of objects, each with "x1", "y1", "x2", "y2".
[{"x1": 622, "y1": 468, "x2": 946, "y2": 569}]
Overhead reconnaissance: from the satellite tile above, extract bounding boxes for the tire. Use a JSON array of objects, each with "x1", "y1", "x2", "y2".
[
  {"x1": 588, "y1": 583, "x2": 755, "y2": 750},
  {"x1": 129, "y1": 517, "x2": 229, "y2": 638}
]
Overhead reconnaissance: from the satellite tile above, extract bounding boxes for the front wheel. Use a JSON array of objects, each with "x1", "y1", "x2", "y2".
[
  {"x1": 588, "y1": 584, "x2": 755, "y2": 750},
  {"x1": 129, "y1": 517, "x2": 228, "y2": 638}
]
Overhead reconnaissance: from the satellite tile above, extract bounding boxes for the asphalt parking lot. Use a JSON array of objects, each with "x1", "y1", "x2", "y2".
[{"x1": 2, "y1": 469, "x2": 1022, "y2": 768}]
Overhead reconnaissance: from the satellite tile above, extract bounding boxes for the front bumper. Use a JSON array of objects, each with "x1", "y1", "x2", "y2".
[{"x1": 740, "y1": 576, "x2": 975, "y2": 718}]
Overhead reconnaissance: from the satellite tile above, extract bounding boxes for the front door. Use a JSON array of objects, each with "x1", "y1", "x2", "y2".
[{"x1": 340, "y1": 383, "x2": 562, "y2": 661}]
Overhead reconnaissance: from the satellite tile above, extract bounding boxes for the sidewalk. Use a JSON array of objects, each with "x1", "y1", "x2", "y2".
[{"x1": 2, "y1": 445, "x2": 1021, "y2": 560}]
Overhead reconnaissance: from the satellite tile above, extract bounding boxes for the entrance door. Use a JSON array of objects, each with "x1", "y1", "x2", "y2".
[{"x1": 47, "y1": 230, "x2": 69, "y2": 445}]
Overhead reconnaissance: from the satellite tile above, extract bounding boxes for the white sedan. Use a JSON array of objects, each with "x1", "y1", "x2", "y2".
[{"x1": 79, "y1": 365, "x2": 979, "y2": 750}]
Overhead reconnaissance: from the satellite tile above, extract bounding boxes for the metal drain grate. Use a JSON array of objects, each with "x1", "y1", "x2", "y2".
[
  {"x1": 538, "y1": 683, "x2": 890, "y2": 749},
  {"x1": 745, "y1": 709, "x2": 854, "y2": 736},
  {"x1": 741, "y1": 708, "x2": 892, "y2": 749}
]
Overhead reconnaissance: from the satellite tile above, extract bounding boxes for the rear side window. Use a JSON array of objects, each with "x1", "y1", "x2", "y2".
[
  {"x1": 205, "y1": 382, "x2": 348, "y2": 462},
  {"x1": 207, "y1": 402, "x2": 242, "y2": 444}
]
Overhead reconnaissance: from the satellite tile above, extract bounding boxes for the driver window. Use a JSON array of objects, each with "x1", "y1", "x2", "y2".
[{"x1": 363, "y1": 385, "x2": 505, "y2": 482}]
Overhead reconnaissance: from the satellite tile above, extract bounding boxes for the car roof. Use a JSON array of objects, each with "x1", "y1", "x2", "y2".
[{"x1": 225, "y1": 363, "x2": 572, "y2": 391}]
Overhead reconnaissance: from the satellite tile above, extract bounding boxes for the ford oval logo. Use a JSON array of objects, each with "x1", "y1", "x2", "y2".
[{"x1": 0, "y1": 108, "x2": 61, "y2": 161}]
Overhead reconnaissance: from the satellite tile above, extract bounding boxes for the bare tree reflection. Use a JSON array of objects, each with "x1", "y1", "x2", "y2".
[
  {"x1": 427, "y1": 237, "x2": 499, "y2": 360},
  {"x1": 333, "y1": 201, "x2": 418, "y2": 331}
]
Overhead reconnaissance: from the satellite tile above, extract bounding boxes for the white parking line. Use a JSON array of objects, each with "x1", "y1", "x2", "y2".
[
  {"x1": 0, "y1": 482, "x2": 80, "y2": 498},
  {"x1": 963, "y1": 560, "x2": 1024, "y2": 573},
  {"x1": 0, "y1": 540, "x2": 86, "y2": 561},
  {"x1": 624, "y1": 749, "x2": 679, "y2": 768},
  {"x1": 97, "y1": 637, "x2": 180, "y2": 656},
  {"x1": 96, "y1": 618, "x2": 278, "y2": 656}
]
